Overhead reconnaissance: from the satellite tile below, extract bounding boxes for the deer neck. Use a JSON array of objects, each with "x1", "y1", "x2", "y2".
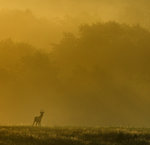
[{"x1": 40, "y1": 114, "x2": 43, "y2": 118}]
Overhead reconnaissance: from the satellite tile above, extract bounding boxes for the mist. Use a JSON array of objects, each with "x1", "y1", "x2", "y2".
[
  {"x1": 0, "y1": 0, "x2": 150, "y2": 127},
  {"x1": 1, "y1": 0, "x2": 150, "y2": 26},
  {"x1": 0, "y1": 0, "x2": 150, "y2": 49}
]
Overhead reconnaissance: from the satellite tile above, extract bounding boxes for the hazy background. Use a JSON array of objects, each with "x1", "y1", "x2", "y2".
[
  {"x1": 0, "y1": 0, "x2": 150, "y2": 127},
  {"x1": 1, "y1": 0, "x2": 150, "y2": 50}
]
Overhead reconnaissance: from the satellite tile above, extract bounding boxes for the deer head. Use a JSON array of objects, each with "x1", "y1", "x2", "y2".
[{"x1": 40, "y1": 110, "x2": 45, "y2": 116}]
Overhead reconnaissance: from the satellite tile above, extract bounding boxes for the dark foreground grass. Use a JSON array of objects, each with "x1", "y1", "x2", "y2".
[{"x1": 0, "y1": 126, "x2": 150, "y2": 145}]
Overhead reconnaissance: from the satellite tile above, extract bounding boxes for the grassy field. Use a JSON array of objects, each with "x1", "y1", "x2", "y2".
[{"x1": 0, "y1": 126, "x2": 150, "y2": 145}]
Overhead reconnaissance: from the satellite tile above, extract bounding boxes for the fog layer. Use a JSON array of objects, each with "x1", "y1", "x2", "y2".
[
  {"x1": 0, "y1": 0, "x2": 150, "y2": 126},
  {"x1": 0, "y1": 22, "x2": 150, "y2": 126}
]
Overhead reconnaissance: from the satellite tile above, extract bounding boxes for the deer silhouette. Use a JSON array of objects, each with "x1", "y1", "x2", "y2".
[{"x1": 33, "y1": 111, "x2": 44, "y2": 126}]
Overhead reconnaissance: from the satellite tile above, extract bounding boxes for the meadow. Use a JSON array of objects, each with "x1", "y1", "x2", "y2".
[{"x1": 0, "y1": 126, "x2": 150, "y2": 145}]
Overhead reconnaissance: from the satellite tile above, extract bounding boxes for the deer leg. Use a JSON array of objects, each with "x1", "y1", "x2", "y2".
[
  {"x1": 39, "y1": 121, "x2": 41, "y2": 126},
  {"x1": 36, "y1": 121, "x2": 38, "y2": 126},
  {"x1": 32, "y1": 120, "x2": 35, "y2": 126}
]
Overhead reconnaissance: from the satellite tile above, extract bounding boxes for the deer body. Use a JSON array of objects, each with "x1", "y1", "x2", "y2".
[{"x1": 33, "y1": 111, "x2": 44, "y2": 126}]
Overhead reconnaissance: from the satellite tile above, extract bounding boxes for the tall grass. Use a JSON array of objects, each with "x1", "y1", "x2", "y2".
[{"x1": 0, "y1": 126, "x2": 150, "y2": 145}]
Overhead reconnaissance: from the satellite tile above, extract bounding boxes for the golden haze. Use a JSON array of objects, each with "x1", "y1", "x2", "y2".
[{"x1": 0, "y1": 0, "x2": 149, "y2": 127}]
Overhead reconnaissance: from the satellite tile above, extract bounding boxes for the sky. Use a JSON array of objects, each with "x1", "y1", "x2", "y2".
[
  {"x1": 0, "y1": 0, "x2": 149, "y2": 20},
  {"x1": 0, "y1": 0, "x2": 150, "y2": 32}
]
